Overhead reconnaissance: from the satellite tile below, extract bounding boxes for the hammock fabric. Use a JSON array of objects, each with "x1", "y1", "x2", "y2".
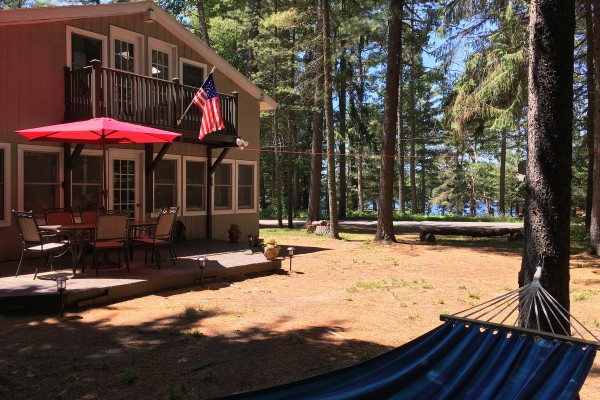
[{"x1": 219, "y1": 319, "x2": 596, "y2": 400}]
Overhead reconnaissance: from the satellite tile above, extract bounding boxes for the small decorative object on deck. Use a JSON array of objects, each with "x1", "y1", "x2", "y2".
[
  {"x1": 228, "y1": 224, "x2": 241, "y2": 242},
  {"x1": 247, "y1": 235, "x2": 254, "y2": 248},
  {"x1": 264, "y1": 238, "x2": 280, "y2": 260},
  {"x1": 197, "y1": 256, "x2": 207, "y2": 287},
  {"x1": 287, "y1": 247, "x2": 296, "y2": 271},
  {"x1": 56, "y1": 276, "x2": 68, "y2": 317}
]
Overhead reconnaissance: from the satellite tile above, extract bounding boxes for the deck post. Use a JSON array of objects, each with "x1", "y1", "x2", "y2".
[
  {"x1": 91, "y1": 60, "x2": 102, "y2": 118},
  {"x1": 64, "y1": 67, "x2": 72, "y2": 122}
]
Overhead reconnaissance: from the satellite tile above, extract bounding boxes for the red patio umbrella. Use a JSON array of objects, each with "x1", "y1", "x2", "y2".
[{"x1": 16, "y1": 117, "x2": 182, "y2": 208}]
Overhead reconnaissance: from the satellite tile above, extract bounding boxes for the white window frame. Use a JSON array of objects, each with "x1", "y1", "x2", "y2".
[
  {"x1": 18, "y1": 144, "x2": 64, "y2": 212},
  {"x1": 109, "y1": 26, "x2": 144, "y2": 74},
  {"x1": 212, "y1": 159, "x2": 234, "y2": 214},
  {"x1": 148, "y1": 37, "x2": 177, "y2": 80},
  {"x1": 0, "y1": 143, "x2": 11, "y2": 227},
  {"x1": 235, "y1": 160, "x2": 258, "y2": 214},
  {"x1": 182, "y1": 155, "x2": 207, "y2": 216},
  {"x1": 66, "y1": 26, "x2": 108, "y2": 68},
  {"x1": 153, "y1": 154, "x2": 181, "y2": 211},
  {"x1": 179, "y1": 57, "x2": 207, "y2": 87}
]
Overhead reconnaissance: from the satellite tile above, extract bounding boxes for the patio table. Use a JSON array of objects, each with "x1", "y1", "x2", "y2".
[{"x1": 39, "y1": 223, "x2": 95, "y2": 271}]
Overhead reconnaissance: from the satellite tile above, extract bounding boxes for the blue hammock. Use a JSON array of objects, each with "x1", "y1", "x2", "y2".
[
  {"x1": 218, "y1": 263, "x2": 598, "y2": 400},
  {"x1": 218, "y1": 319, "x2": 596, "y2": 400}
]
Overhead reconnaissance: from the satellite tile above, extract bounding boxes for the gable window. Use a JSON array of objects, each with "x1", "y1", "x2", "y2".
[
  {"x1": 179, "y1": 58, "x2": 206, "y2": 88},
  {"x1": 72, "y1": 153, "x2": 102, "y2": 210},
  {"x1": 213, "y1": 162, "x2": 232, "y2": 211},
  {"x1": 0, "y1": 144, "x2": 10, "y2": 227},
  {"x1": 154, "y1": 157, "x2": 180, "y2": 210},
  {"x1": 237, "y1": 161, "x2": 256, "y2": 212},
  {"x1": 183, "y1": 157, "x2": 206, "y2": 215},
  {"x1": 19, "y1": 146, "x2": 63, "y2": 214}
]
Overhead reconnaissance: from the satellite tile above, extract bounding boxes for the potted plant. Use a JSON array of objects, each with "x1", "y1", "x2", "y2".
[
  {"x1": 263, "y1": 238, "x2": 280, "y2": 260},
  {"x1": 228, "y1": 224, "x2": 241, "y2": 242}
]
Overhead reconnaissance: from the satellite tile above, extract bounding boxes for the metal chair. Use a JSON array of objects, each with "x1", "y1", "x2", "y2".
[
  {"x1": 131, "y1": 207, "x2": 178, "y2": 268},
  {"x1": 88, "y1": 210, "x2": 130, "y2": 276},
  {"x1": 79, "y1": 208, "x2": 99, "y2": 225},
  {"x1": 13, "y1": 210, "x2": 74, "y2": 279},
  {"x1": 43, "y1": 208, "x2": 75, "y2": 225}
]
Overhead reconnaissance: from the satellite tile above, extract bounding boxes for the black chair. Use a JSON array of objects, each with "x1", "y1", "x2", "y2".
[
  {"x1": 13, "y1": 210, "x2": 74, "y2": 279},
  {"x1": 131, "y1": 207, "x2": 178, "y2": 268}
]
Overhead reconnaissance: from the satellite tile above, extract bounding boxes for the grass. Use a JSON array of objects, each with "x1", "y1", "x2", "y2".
[
  {"x1": 168, "y1": 382, "x2": 188, "y2": 399},
  {"x1": 572, "y1": 289, "x2": 598, "y2": 301},
  {"x1": 120, "y1": 368, "x2": 138, "y2": 385}
]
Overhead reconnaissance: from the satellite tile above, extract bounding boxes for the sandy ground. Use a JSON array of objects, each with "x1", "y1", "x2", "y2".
[{"x1": 0, "y1": 229, "x2": 598, "y2": 399}]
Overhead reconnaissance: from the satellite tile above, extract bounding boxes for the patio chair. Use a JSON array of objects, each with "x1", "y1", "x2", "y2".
[
  {"x1": 88, "y1": 210, "x2": 130, "y2": 276},
  {"x1": 43, "y1": 208, "x2": 75, "y2": 225},
  {"x1": 79, "y1": 208, "x2": 99, "y2": 225},
  {"x1": 13, "y1": 210, "x2": 75, "y2": 279},
  {"x1": 130, "y1": 206, "x2": 178, "y2": 268}
]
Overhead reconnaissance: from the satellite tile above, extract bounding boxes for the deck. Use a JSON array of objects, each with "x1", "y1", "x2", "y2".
[{"x1": 0, "y1": 239, "x2": 281, "y2": 313}]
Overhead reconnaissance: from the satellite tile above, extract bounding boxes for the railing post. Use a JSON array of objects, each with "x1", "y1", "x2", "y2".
[
  {"x1": 91, "y1": 59, "x2": 102, "y2": 118},
  {"x1": 64, "y1": 66, "x2": 72, "y2": 122},
  {"x1": 172, "y1": 77, "x2": 181, "y2": 128},
  {"x1": 232, "y1": 91, "x2": 239, "y2": 135}
]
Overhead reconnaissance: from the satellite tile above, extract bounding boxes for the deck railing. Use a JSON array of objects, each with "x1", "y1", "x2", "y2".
[{"x1": 64, "y1": 61, "x2": 238, "y2": 137}]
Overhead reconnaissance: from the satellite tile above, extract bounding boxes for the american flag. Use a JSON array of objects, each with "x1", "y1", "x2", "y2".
[{"x1": 192, "y1": 73, "x2": 225, "y2": 140}]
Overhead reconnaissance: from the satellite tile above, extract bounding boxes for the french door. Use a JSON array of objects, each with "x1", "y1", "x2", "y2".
[{"x1": 109, "y1": 149, "x2": 143, "y2": 220}]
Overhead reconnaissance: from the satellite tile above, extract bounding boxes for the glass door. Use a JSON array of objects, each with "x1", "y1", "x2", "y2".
[{"x1": 109, "y1": 149, "x2": 143, "y2": 220}]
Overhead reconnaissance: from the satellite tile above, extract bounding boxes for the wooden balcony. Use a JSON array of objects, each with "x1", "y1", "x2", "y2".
[{"x1": 64, "y1": 61, "x2": 238, "y2": 146}]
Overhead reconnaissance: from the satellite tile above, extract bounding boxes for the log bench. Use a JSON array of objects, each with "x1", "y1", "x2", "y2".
[{"x1": 419, "y1": 226, "x2": 524, "y2": 243}]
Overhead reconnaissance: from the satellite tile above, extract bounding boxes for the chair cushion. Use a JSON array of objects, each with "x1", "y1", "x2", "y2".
[
  {"x1": 93, "y1": 241, "x2": 124, "y2": 249},
  {"x1": 132, "y1": 237, "x2": 168, "y2": 245},
  {"x1": 27, "y1": 243, "x2": 67, "y2": 252}
]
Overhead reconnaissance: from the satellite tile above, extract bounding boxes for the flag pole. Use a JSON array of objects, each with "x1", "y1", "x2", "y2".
[{"x1": 177, "y1": 66, "x2": 216, "y2": 126}]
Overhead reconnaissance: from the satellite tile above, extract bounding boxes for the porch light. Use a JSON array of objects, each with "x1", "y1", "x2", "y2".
[
  {"x1": 287, "y1": 247, "x2": 296, "y2": 271},
  {"x1": 197, "y1": 256, "x2": 207, "y2": 287},
  {"x1": 56, "y1": 276, "x2": 68, "y2": 317},
  {"x1": 143, "y1": 9, "x2": 156, "y2": 23}
]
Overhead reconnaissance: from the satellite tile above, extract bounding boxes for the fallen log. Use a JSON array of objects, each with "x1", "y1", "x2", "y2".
[{"x1": 419, "y1": 226, "x2": 524, "y2": 243}]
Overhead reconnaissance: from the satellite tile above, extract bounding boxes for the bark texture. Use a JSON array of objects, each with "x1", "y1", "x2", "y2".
[
  {"x1": 589, "y1": 0, "x2": 600, "y2": 253},
  {"x1": 519, "y1": 0, "x2": 575, "y2": 323}
]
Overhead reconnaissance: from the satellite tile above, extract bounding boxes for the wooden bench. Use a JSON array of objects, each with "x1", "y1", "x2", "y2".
[{"x1": 419, "y1": 226, "x2": 524, "y2": 243}]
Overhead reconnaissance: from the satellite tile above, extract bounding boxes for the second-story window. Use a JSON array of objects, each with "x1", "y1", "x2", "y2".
[
  {"x1": 152, "y1": 50, "x2": 169, "y2": 80},
  {"x1": 114, "y1": 39, "x2": 135, "y2": 118},
  {"x1": 114, "y1": 39, "x2": 135, "y2": 72}
]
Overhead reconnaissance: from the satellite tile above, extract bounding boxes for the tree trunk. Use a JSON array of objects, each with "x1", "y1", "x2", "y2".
[
  {"x1": 321, "y1": 0, "x2": 340, "y2": 239},
  {"x1": 499, "y1": 128, "x2": 507, "y2": 217},
  {"x1": 247, "y1": 0, "x2": 261, "y2": 77},
  {"x1": 339, "y1": 43, "x2": 348, "y2": 220},
  {"x1": 274, "y1": 110, "x2": 283, "y2": 228},
  {"x1": 196, "y1": 0, "x2": 210, "y2": 47},
  {"x1": 520, "y1": 0, "x2": 574, "y2": 324},
  {"x1": 375, "y1": 0, "x2": 403, "y2": 241},
  {"x1": 409, "y1": 21, "x2": 417, "y2": 214},
  {"x1": 398, "y1": 73, "x2": 405, "y2": 214},
  {"x1": 307, "y1": 12, "x2": 324, "y2": 225},
  {"x1": 588, "y1": 0, "x2": 600, "y2": 253},
  {"x1": 585, "y1": 0, "x2": 595, "y2": 230}
]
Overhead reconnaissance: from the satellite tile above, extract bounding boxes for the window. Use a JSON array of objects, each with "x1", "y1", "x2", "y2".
[
  {"x1": 213, "y1": 162, "x2": 232, "y2": 211},
  {"x1": 19, "y1": 146, "x2": 63, "y2": 214},
  {"x1": 66, "y1": 26, "x2": 107, "y2": 70},
  {"x1": 179, "y1": 58, "x2": 207, "y2": 88},
  {"x1": 154, "y1": 157, "x2": 180, "y2": 210},
  {"x1": 148, "y1": 38, "x2": 176, "y2": 80},
  {"x1": 0, "y1": 144, "x2": 10, "y2": 227},
  {"x1": 72, "y1": 153, "x2": 102, "y2": 210},
  {"x1": 110, "y1": 26, "x2": 143, "y2": 74},
  {"x1": 237, "y1": 161, "x2": 256, "y2": 212},
  {"x1": 183, "y1": 157, "x2": 206, "y2": 215}
]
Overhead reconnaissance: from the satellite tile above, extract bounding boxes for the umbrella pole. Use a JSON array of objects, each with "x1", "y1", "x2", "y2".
[{"x1": 102, "y1": 136, "x2": 107, "y2": 209}]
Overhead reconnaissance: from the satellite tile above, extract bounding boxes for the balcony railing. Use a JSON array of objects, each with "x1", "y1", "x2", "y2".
[{"x1": 64, "y1": 61, "x2": 238, "y2": 139}]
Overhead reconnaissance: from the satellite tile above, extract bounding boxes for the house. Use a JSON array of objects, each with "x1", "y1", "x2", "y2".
[{"x1": 0, "y1": 2, "x2": 276, "y2": 261}]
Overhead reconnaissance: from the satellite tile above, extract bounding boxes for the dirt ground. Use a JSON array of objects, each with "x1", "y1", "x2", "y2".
[{"x1": 1, "y1": 229, "x2": 599, "y2": 400}]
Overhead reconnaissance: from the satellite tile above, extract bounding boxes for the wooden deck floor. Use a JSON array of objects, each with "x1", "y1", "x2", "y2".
[{"x1": 0, "y1": 239, "x2": 281, "y2": 313}]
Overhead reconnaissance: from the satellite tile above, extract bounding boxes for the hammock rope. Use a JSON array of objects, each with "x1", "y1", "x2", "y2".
[{"x1": 449, "y1": 257, "x2": 600, "y2": 346}]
